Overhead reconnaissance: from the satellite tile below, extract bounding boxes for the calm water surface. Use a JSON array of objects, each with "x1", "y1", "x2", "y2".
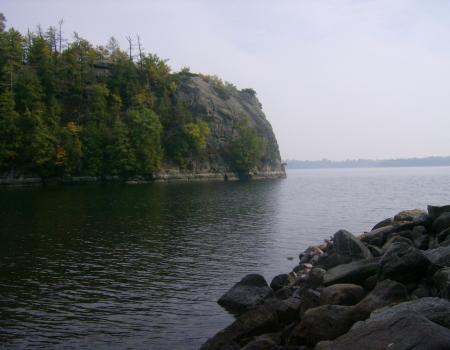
[{"x1": 1, "y1": 167, "x2": 450, "y2": 349}]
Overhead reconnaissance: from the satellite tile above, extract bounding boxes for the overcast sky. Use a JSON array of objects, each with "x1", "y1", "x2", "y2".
[{"x1": 3, "y1": 0, "x2": 450, "y2": 160}]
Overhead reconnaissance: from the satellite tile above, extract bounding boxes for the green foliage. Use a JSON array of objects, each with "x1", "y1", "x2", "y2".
[
  {"x1": 230, "y1": 121, "x2": 264, "y2": 174},
  {"x1": 0, "y1": 15, "x2": 262, "y2": 179}
]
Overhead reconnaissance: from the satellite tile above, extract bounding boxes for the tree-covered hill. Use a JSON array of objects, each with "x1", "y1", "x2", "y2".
[{"x1": 0, "y1": 14, "x2": 284, "y2": 181}]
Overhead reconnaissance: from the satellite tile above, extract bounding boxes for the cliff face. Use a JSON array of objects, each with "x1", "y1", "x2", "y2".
[{"x1": 174, "y1": 75, "x2": 285, "y2": 178}]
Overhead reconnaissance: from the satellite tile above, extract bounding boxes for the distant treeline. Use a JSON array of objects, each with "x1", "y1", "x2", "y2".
[{"x1": 286, "y1": 156, "x2": 450, "y2": 169}]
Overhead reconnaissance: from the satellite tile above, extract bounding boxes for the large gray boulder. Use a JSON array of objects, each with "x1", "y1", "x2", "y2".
[
  {"x1": 433, "y1": 268, "x2": 450, "y2": 299},
  {"x1": 288, "y1": 280, "x2": 408, "y2": 346},
  {"x1": 218, "y1": 274, "x2": 273, "y2": 313},
  {"x1": 428, "y1": 204, "x2": 450, "y2": 220},
  {"x1": 360, "y1": 225, "x2": 396, "y2": 247},
  {"x1": 425, "y1": 246, "x2": 450, "y2": 267},
  {"x1": 369, "y1": 297, "x2": 450, "y2": 329},
  {"x1": 377, "y1": 242, "x2": 430, "y2": 284},
  {"x1": 433, "y1": 212, "x2": 450, "y2": 234},
  {"x1": 322, "y1": 310, "x2": 450, "y2": 350},
  {"x1": 333, "y1": 230, "x2": 372, "y2": 261},
  {"x1": 200, "y1": 305, "x2": 278, "y2": 350},
  {"x1": 323, "y1": 258, "x2": 379, "y2": 286},
  {"x1": 319, "y1": 284, "x2": 365, "y2": 306}
]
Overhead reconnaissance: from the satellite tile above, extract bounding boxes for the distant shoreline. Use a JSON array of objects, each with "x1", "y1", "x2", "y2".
[{"x1": 286, "y1": 156, "x2": 450, "y2": 170}]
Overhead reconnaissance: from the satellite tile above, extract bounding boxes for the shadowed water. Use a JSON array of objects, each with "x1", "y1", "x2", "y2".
[{"x1": 1, "y1": 167, "x2": 450, "y2": 349}]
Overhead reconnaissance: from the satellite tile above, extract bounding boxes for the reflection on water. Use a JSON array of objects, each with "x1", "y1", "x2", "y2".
[{"x1": 1, "y1": 167, "x2": 450, "y2": 349}]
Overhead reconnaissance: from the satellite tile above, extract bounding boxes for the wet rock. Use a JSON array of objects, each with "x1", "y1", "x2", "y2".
[
  {"x1": 428, "y1": 204, "x2": 450, "y2": 220},
  {"x1": 393, "y1": 209, "x2": 428, "y2": 224},
  {"x1": 333, "y1": 230, "x2": 372, "y2": 261},
  {"x1": 319, "y1": 284, "x2": 365, "y2": 306},
  {"x1": 270, "y1": 274, "x2": 294, "y2": 291},
  {"x1": 371, "y1": 217, "x2": 393, "y2": 231},
  {"x1": 323, "y1": 310, "x2": 450, "y2": 350},
  {"x1": 323, "y1": 258, "x2": 379, "y2": 286},
  {"x1": 201, "y1": 305, "x2": 278, "y2": 350},
  {"x1": 299, "y1": 246, "x2": 323, "y2": 264},
  {"x1": 377, "y1": 242, "x2": 430, "y2": 284},
  {"x1": 433, "y1": 212, "x2": 450, "y2": 234},
  {"x1": 218, "y1": 274, "x2": 273, "y2": 313},
  {"x1": 433, "y1": 267, "x2": 450, "y2": 299}
]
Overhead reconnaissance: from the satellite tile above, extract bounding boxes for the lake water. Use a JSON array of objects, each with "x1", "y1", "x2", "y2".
[{"x1": 1, "y1": 167, "x2": 450, "y2": 349}]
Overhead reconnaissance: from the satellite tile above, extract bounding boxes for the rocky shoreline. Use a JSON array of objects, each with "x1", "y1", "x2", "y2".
[
  {"x1": 0, "y1": 170, "x2": 286, "y2": 186},
  {"x1": 202, "y1": 205, "x2": 450, "y2": 350}
]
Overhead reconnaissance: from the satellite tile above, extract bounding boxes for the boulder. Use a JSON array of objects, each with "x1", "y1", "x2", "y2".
[
  {"x1": 438, "y1": 228, "x2": 450, "y2": 243},
  {"x1": 270, "y1": 273, "x2": 294, "y2": 291},
  {"x1": 323, "y1": 310, "x2": 450, "y2": 350},
  {"x1": 410, "y1": 225, "x2": 429, "y2": 249},
  {"x1": 218, "y1": 274, "x2": 273, "y2": 313},
  {"x1": 369, "y1": 297, "x2": 450, "y2": 329},
  {"x1": 371, "y1": 217, "x2": 393, "y2": 231},
  {"x1": 393, "y1": 209, "x2": 428, "y2": 224},
  {"x1": 288, "y1": 304, "x2": 356, "y2": 346},
  {"x1": 288, "y1": 280, "x2": 408, "y2": 347},
  {"x1": 319, "y1": 284, "x2": 365, "y2": 306},
  {"x1": 308, "y1": 267, "x2": 326, "y2": 287},
  {"x1": 353, "y1": 279, "x2": 409, "y2": 319},
  {"x1": 323, "y1": 258, "x2": 379, "y2": 286},
  {"x1": 359, "y1": 225, "x2": 396, "y2": 247},
  {"x1": 380, "y1": 235, "x2": 413, "y2": 253},
  {"x1": 298, "y1": 288, "x2": 321, "y2": 318},
  {"x1": 425, "y1": 246, "x2": 450, "y2": 267},
  {"x1": 433, "y1": 268, "x2": 450, "y2": 299},
  {"x1": 264, "y1": 297, "x2": 301, "y2": 324},
  {"x1": 333, "y1": 230, "x2": 372, "y2": 261},
  {"x1": 241, "y1": 334, "x2": 279, "y2": 350},
  {"x1": 377, "y1": 242, "x2": 430, "y2": 284},
  {"x1": 200, "y1": 305, "x2": 278, "y2": 350},
  {"x1": 428, "y1": 204, "x2": 450, "y2": 220},
  {"x1": 433, "y1": 212, "x2": 450, "y2": 234},
  {"x1": 299, "y1": 246, "x2": 323, "y2": 264}
]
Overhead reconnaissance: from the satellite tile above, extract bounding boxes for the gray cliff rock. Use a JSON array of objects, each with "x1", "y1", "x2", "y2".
[{"x1": 175, "y1": 76, "x2": 285, "y2": 177}]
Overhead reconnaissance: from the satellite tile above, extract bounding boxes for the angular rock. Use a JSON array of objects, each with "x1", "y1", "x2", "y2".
[
  {"x1": 433, "y1": 212, "x2": 450, "y2": 234},
  {"x1": 370, "y1": 297, "x2": 450, "y2": 329},
  {"x1": 353, "y1": 279, "x2": 409, "y2": 319},
  {"x1": 371, "y1": 217, "x2": 393, "y2": 231},
  {"x1": 319, "y1": 284, "x2": 365, "y2": 306},
  {"x1": 425, "y1": 246, "x2": 450, "y2": 267},
  {"x1": 323, "y1": 258, "x2": 379, "y2": 286},
  {"x1": 377, "y1": 242, "x2": 430, "y2": 284},
  {"x1": 324, "y1": 310, "x2": 450, "y2": 350},
  {"x1": 433, "y1": 267, "x2": 450, "y2": 299},
  {"x1": 200, "y1": 305, "x2": 278, "y2": 350},
  {"x1": 218, "y1": 274, "x2": 273, "y2": 313},
  {"x1": 270, "y1": 273, "x2": 294, "y2": 291},
  {"x1": 428, "y1": 204, "x2": 450, "y2": 220},
  {"x1": 393, "y1": 209, "x2": 428, "y2": 224},
  {"x1": 333, "y1": 229, "x2": 372, "y2": 261}
]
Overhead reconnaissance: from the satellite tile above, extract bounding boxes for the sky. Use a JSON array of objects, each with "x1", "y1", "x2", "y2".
[{"x1": 3, "y1": 0, "x2": 450, "y2": 160}]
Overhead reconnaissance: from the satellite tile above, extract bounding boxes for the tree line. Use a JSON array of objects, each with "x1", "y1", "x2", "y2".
[{"x1": 0, "y1": 14, "x2": 220, "y2": 178}]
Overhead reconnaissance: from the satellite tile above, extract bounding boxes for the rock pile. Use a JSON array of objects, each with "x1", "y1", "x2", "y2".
[{"x1": 201, "y1": 205, "x2": 450, "y2": 350}]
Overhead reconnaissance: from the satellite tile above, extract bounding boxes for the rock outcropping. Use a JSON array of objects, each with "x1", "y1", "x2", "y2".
[
  {"x1": 202, "y1": 204, "x2": 450, "y2": 349},
  {"x1": 171, "y1": 75, "x2": 285, "y2": 179}
]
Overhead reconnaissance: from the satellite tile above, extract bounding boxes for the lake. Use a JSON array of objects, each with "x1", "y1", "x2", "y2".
[{"x1": 1, "y1": 167, "x2": 450, "y2": 349}]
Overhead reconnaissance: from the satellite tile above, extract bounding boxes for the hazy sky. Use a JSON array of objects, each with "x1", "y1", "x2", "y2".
[{"x1": 3, "y1": 0, "x2": 450, "y2": 160}]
